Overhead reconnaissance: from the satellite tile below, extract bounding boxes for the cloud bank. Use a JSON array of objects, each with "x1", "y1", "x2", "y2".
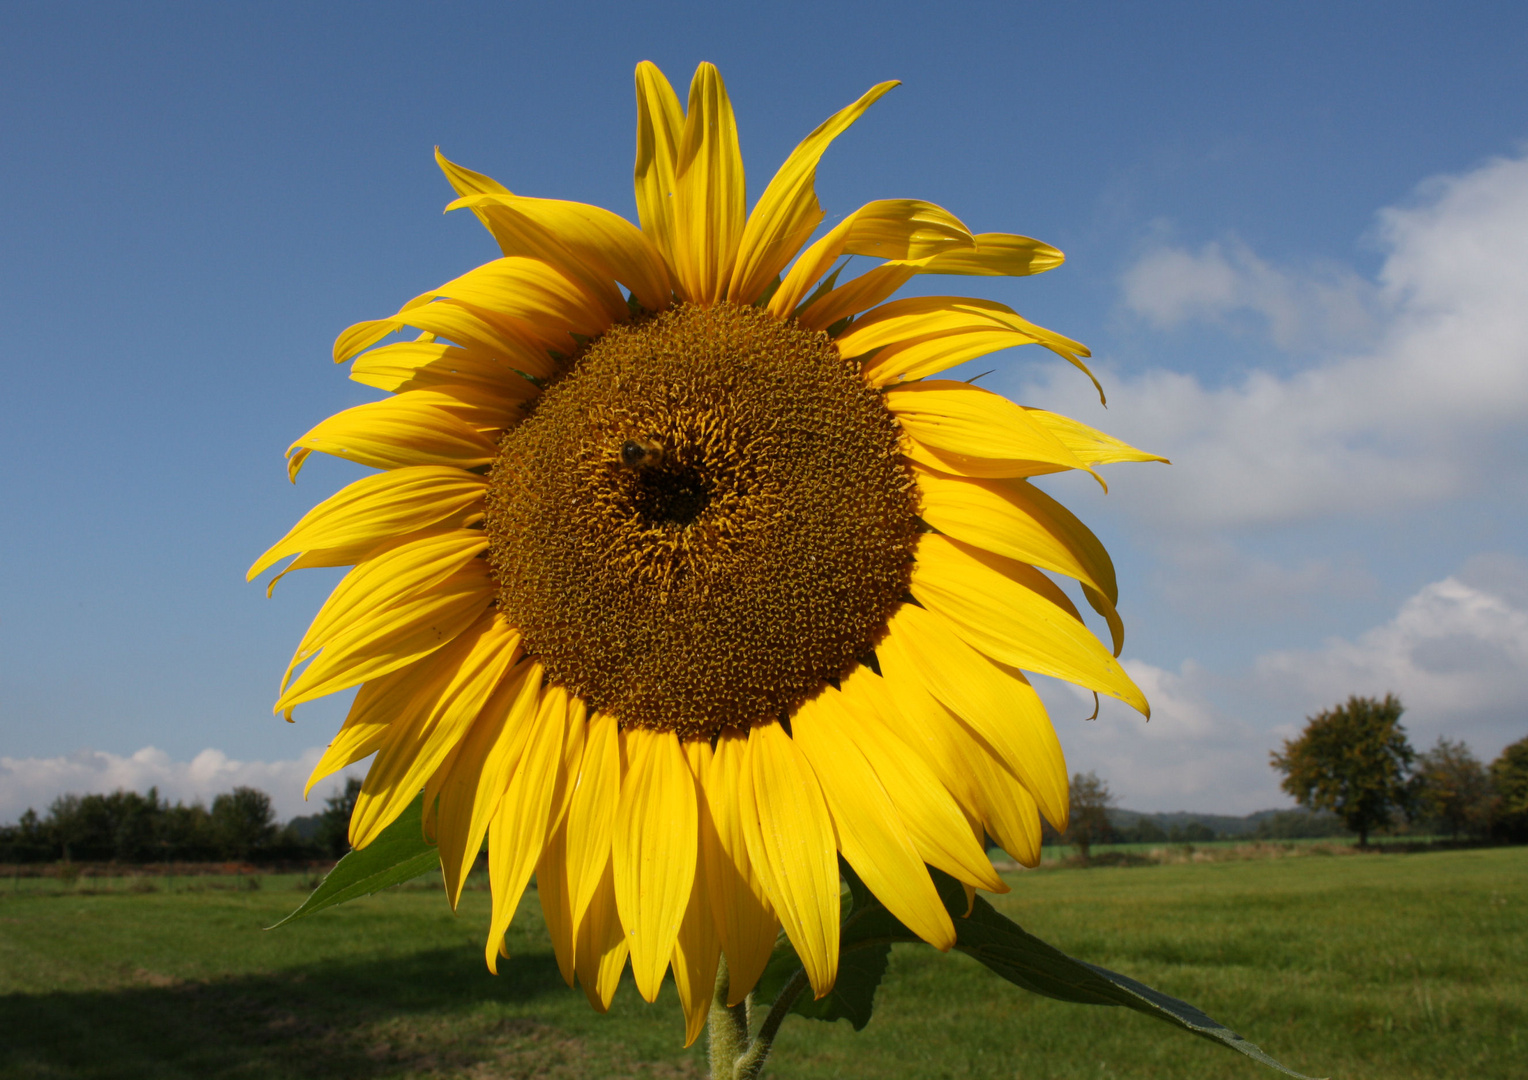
[{"x1": 0, "y1": 745, "x2": 366, "y2": 824}]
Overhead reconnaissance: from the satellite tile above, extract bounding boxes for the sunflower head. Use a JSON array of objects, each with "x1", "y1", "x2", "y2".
[{"x1": 254, "y1": 60, "x2": 1163, "y2": 1044}]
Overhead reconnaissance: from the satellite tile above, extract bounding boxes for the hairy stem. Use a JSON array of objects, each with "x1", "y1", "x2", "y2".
[
  {"x1": 733, "y1": 967, "x2": 809, "y2": 1080},
  {"x1": 707, "y1": 957, "x2": 750, "y2": 1080}
]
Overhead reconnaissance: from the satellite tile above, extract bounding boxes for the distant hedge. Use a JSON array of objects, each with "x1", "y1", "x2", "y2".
[{"x1": 0, "y1": 779, "x2": 360, "y2": 864}]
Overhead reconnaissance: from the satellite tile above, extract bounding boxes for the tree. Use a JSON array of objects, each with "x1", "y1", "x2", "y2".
[
  {"x1": 314, "y1": 777, "x2": 362, "y2": 858},
  {"x1": 1065, "y1": 771, "x2": 1114, "y2": 860},
  {"x1": 209, "y1": 786, "x2": 277, "y2": 860},
  {"x1": 1413, "y1": 738, "x2": 1490, "y2": 839},
  {"x1": 1270, "y1": 694, "x2": 1415, "y2": 847},
  {"x1": 1490, "y1": 735, "x2": 1528, "y2": 843}
]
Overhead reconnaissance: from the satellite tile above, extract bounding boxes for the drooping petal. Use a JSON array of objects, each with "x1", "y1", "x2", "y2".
[
  {"x1": 275, "y1": 532, "x2": 493, "y2": 714},
  {"x1": 285, "y1": 395, "x2": 499, "y2": 481},
  {"x1": 911, "y1": 534, "x2": 1147, "y2": 714},
  {"x1": 248, "y1": 466, "x2": 486, "y2": 581},
  {"x1": 336, "y1": 300, "x2": 562, "y2": 380},
  {"x1": 304, "y1": 656, "x2": 457, "y2": 797},
  {"x1": 792, "y1": 693, "x2": 955, "y2": 949},
  {"x1": 706, "y1": 728, "x2": 780, "y2": 1005},
  {"x1": 574, "y1": 857, "x2": 629, "y2": 1012},
  {"x1": 834, "y1": 669, "x2": 1006, "y2": 892},
  {"x1": 671, "y1": 63, "x2": 746, "y2": 305},
  {"x1": 1023, "y1": 408, "x2": 1169, "y2": 467},
  {"x1": 538, "y1": 819, "x2": 576, "y2": 985},
  {"x1": 427, "y1": 659, "x2": 542, "y2": 903},
  {"x1": 613, "y1": 728, "x2": 698, "y2": 1002},
  {"x1": 484, "y1": 684, "x2": 572, "y2": 973},
  {"x1": 838, "y1": 297, "x2": 1092, "y2": 391},
  {"x1": 796, "y1": 233, "x2": 1067, "y2": 332},
  {"x1": 349, "y1": 614, "x2": 524, "y2": 848},
  {"x1": 566, "y1": 711, "x2": 620, "y2": 934},
  {"x1": 768, "y1": 200, "x2": 973, "y2": 320},
  {"x1": 885, "y1": 381, "x2": 1088, "y2": 474},
  {"x1": 915, "y1": 468, "x2": 1125, "y2": 654},
  {"x1": 739, "y1": 720, "x2": 839, "y2": 999},
  {"x1": 633, "y1": 61, "x2": 685, "y2": 285},
  {"x1": 348, "y1": 339, "x2": 543, "y2": 404},
  {"x1": 728, "y1": 80, "x2": 900, "y2": 304},
  {"x1": 670, "y1": 740, "x2": 721, "y2": 1048},
  {"x1": 879, "y1": 601, "x2": 1070, "y2": 830}
]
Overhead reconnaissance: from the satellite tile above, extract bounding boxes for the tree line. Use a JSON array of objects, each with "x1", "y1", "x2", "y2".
[
  {"x1": 1047, "y1": 696, "x2": 1527, "y2": 857},
  {"x1": 0, "y1": 778, "x2": 363, "y2": 864},
  {"x1": 1272, "y1": 695, "x2": 1528, "y2": 847}
]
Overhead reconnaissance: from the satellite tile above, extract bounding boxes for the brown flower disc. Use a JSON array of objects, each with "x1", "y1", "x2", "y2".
[{"x1": 484, "y1": 302, "x2": 919, "y2": 738}]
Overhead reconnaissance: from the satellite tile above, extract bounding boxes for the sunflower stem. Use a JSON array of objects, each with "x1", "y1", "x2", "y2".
[
  {"x1": 732, "y1": 967, "x2": 809, "y2": 1080},
  {"x1": 707, "y1": 956, "x2": 749, "y2": 1080}
]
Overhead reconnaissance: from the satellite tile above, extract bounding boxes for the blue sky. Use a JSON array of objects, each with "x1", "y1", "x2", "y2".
[{"x1": 3, "y1": 1, "x2": 1527, "y2": 818}]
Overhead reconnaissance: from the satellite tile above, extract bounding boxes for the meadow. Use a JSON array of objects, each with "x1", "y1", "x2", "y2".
[{"x1": 1, "y1": 846, "x2": 1522, "y2": 1079}]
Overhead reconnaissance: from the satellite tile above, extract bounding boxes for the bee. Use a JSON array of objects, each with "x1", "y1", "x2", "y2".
[{"x1": 618, "y1": 437, "x2": 665, "y2": 470}]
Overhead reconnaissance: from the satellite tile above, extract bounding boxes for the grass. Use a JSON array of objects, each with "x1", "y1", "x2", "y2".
[{"x1": 1, "y1": 847, "x2": 1523, "y2": 1079}]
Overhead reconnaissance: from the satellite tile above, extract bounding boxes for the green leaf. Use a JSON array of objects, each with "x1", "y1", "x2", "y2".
[
  {"x1": 267, "y1": 794, "x2": 438, "y2": 929},
  {"x1": 755, "y1": 863, "x2": 1317, "y2": 1077},
  {"x1": 753, "y1": 863, "x2": 891, "y2": 1031}
]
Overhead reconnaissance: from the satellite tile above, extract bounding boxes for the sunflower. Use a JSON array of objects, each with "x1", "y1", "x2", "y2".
[{"x1": 253, "y1": 61, "x2": 1160, "y2": 1044}]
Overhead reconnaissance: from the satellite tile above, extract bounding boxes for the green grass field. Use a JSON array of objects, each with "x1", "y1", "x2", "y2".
[{"x1": 2, "y1": 847, "x2": 1523, "y2": 1079}]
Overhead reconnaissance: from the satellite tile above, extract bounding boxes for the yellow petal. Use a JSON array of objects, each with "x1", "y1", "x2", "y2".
[
  {"x1": 1024, "y1": 408, "x2": 1170, "y2": 467},
  {"x1": 348, "y1": 339, "x2": 542, "y2": 405},
  {"x1": 303, "y1": 658, "x2": 444, "y2": 798},
  {"x1": 838, "y1": 296, "x2": 1096, "y2": 397},
  {"x1": 445, "y1": 188, "x2": 674, "y2": 315},
  {"x1": 915, "y1": 468, "x2": 1124, "y2": 654},
  {"x1": 796, "y1": 263, "x2": 916, "y2": 332},
  {"x1": 912, "y1": 534, "x2": 1146, "y2": 714},
  {"x1": 671, "y1": 63, "x2": 746, "y2": 305},
  {"x1": 909, "y1": 232, "x2": 1064, "y2": 277},
  {"x1": 879, "y1": 601, "x2": 1070, "y2": 829},
  {"x1": 633, "y1": 61, "x2": 685, "y2": 287},
  {"x1": 429, "y1": 659, "x2": 542, "y2": 904},
  {"x1": 797, "y1": 234, "x2": 1066, "y2": 332},
  {"x1": 285, "y1": 394, "x2": 498, "y2": 481},
  {"x1": 884, "y1": 381, "x2": 1087, "y2": 473},
  {"x1": 566, "y1": 711, "x2": 620, "y2": 934},
  {"x1": 484, "y1": 683, "x2": 571, "y2": 973},
  {"x1": 348, "y1": 614, "x2": 523, "y2": 848},
  {"x1": 706, "y1": 728, "x2": 780, "y2": 1005},
  {"x1": 856, "y1": 657, "x2": 1044, "y2": 863},
  {"x1": 403, "y1": 256, "x2": 615, "y2": 343},
  {"x1": 537, "y1": 819, "x2": 576, "y2": 986},
  {"x1": 336, "y1": 300, "x2": 561, "y2": 380},
  {"x1": 792, "y1": 693, "x2": 954, "y2": 950},
  {"x1": 769, "y1": 200, "x2": 973, "y2": 320},
  {"x1": 613, "y1": 728, "x2": 698, "y2": 1002},
  {"x1": 728, "y1": 80, "x2": 900, "y2": 304},
  {"x1": 672, "y1": 741, "x2": 722, "y2": 1048},
  {"x1": 739, "y1": 721, "x2": 839, "y2": 999},
  {"x1": 574, "y1": 857, "x2": 628, "y2": 1012},
  {"x1": 249, "y1": 466, "x2": 486, "y2": 581},
  {"x1": 835, "y1": 668, "x2": 1005, "y2": 892}
]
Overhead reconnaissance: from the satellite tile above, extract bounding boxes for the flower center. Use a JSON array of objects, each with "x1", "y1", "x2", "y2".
[{"x1": 484, "y1": 302, "x2": 919, "y2": 738}]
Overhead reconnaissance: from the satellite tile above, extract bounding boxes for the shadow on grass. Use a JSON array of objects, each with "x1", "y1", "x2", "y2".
[{"x1": 0, "y1": 945, "x2": 597, "y2": 1080}]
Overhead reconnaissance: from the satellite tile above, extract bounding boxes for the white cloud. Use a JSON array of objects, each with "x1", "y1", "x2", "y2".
[
  {"x1": 0, "y1": 745, "x2": 368, "y2": 824},
  {"x1": 1032, "y1": 152, "x2": 1528, "y2": 531},
  {"x1": 1038, "y1": 661, "x2": 1287, "y2": 815},
  {"x1": 1253, "y1": 571, "x2": 1528, "y2": 754},
  {"x1": 1122, "y1": 237, "x2": 1375, "y2": 348}
]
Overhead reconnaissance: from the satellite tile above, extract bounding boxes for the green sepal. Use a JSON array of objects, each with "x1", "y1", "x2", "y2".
[
  {"x1": 267, "y1": 794, "x2": 438, "y2": 929},
  {"x1": 757, "y1": 864, "x2": 1317, "y2": 1078}
]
